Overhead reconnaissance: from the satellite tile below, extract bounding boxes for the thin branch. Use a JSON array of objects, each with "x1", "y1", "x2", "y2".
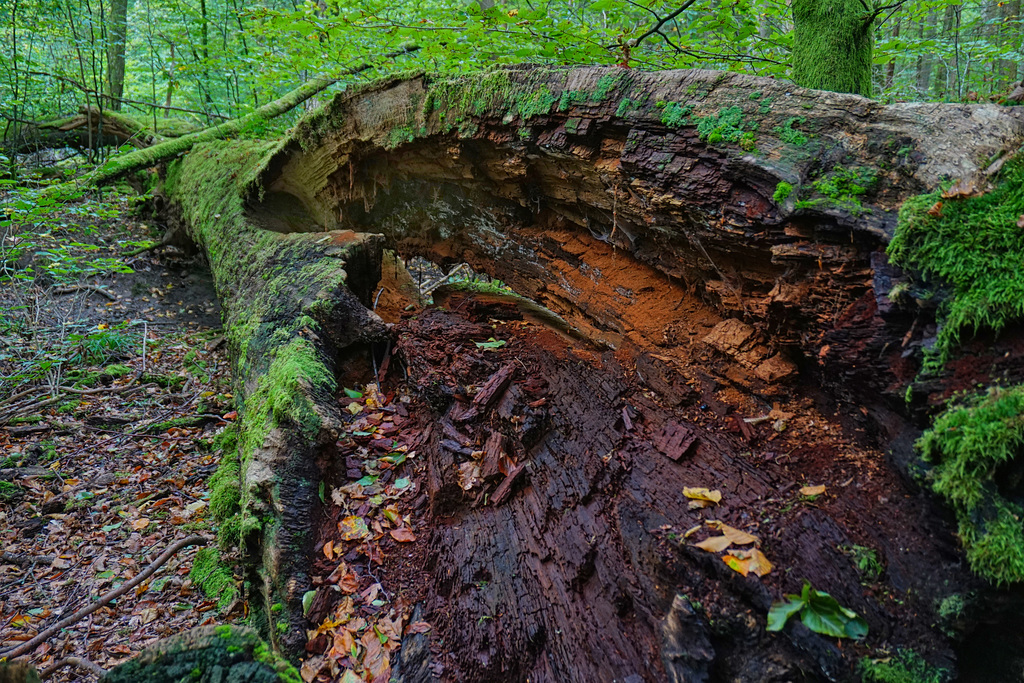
[
  {"x1": 0, "y1": 535, "x2": 209, "y2": 660},
  {"x1": 610, "y1": 0, "x2": 700, "y2": 50}
]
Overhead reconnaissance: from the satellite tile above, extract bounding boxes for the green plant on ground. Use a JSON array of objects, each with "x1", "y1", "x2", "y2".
[
  {"x1": 766, "y1": 580, "x2": 868, "y2": 639},
  {"x1": 841, "y1": 544, "x2": 884, "y2": 582},
  {"x1": 888, "y1": 155, "x2": 1024, "y2": 368},
  {"x1": 917, "y1": 385, "x2": 1024, "y2": 585},
  {"x1": 655, "y1": 101, "x2": 694, "y2": 128},
  {"x1": 859, "y1": 649, "x2": 950, "y2": 683},
  {"x1": 775, "y1": 116, "x2": 808, "y2": 145}
]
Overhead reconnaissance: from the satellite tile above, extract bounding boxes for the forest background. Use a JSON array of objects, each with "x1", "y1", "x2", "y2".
[{"x1": 3, "y1": 0, "x2": 1023, "y2": 157}]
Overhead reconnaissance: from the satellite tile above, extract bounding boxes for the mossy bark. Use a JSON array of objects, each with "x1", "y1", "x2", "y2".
[
  {"x1": 163, "y1": 139, "x2": 385, "y2": 654},
  {"x1": 791, "y1": 0, "x2": 874, "y2": 97}
]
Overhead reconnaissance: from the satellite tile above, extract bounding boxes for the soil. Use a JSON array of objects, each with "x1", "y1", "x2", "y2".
[{"x1": 305, "y1": 268, "x2": 980, "y2": 682}]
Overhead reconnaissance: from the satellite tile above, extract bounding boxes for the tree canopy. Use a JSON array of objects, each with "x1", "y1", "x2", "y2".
[{"x1": 2, "y1": 0, "x2": 1021, "y2": 141}]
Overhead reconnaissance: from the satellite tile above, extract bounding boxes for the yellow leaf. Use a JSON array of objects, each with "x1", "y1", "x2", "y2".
[
  {"x1": 800, "y1": 485, "x2": 826, "y2": 496},
  {"x1": 131, "y1": 518, "x2": 151, "y2": 531},
  {"x1": 683, "y1": 524, "x2": 702, "y2": 539},
  {"x1": 722, "y1": 554, "x2": 751, "y2": 576},
  {"x1": 683, "y1": 487, "x2": 722, "y2": 504},
  {"x1": 694, "y1": 535, "x2": 732, "y2": 552},
  {"x1": 732, "y1": 547, "x2": 773, "y2": 576},
  {"x1": 338, "y1": 515, "x2": 370, "y2": 541},
  {"x1": 708, "y1": 521, "x2": 759, "y2": 546},
  {"x1": 346, "y1": 402, "x2": 363, "y2": 415}
]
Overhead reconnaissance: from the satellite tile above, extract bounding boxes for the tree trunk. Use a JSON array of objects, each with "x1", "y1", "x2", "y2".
[
  {"x1": 104, "y1": 0, "x2": 128, "y2": 111},
  {"x1": 158, "y1": 67, "x2": 1024, "y2": 680},
  {"x1": 790, "y1": 0, "x2": 874, "y2": 96}
]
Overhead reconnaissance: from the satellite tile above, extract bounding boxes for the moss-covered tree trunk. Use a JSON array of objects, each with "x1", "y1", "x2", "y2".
[{"x1": 791, "y1": 0, "x2": 874, "y2": 96}]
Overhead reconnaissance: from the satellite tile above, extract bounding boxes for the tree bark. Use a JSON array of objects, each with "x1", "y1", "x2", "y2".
[
  {"x1": 105, "y1": 0, "x2": 128, "y2": 111},
  {"x1": 159, "y1": 67, "x2": 1024, "y2": 680}
]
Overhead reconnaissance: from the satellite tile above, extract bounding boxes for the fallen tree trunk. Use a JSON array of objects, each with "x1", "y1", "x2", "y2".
[{"x1": 160, "y1": 66, "x2": 1024, "y2": 680}]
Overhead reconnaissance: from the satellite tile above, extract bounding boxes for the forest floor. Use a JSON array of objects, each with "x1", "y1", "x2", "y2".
[{"x1": 0, "y1": 178, "x2": 240, "y2": 679}]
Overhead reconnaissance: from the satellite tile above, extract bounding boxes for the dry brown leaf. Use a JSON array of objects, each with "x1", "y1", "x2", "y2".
[
  {"x1": 323, "y1": 540, "x2": 335, "y2": 560},
  {"x1": 390, "y1": 527, "x2": 417, "y2": 543},
  {"x1": 1017, "y1": 214, "x2": 1024, "y2": 229},
  {"x1": 800, "y1": 485, "x2": 826, "y2": 496},
  {"x1": 694, "y1": 535, "x2": 733, "y2": 552},
  {"x1": 457, "y1": 461, "x2": 482, "y2": 491},
  {"x1": 746, "y1": 548, "x2": 773, "y2": 576},
  {"x1": 927, "y1": 201, "x2": 944, "y2": 217},
  {"x1": 300, "y1": 655, "x2": 325, "y2": 683},
  {"x1": 406, "y1": 621, "x2": 432, "y2": 634}
]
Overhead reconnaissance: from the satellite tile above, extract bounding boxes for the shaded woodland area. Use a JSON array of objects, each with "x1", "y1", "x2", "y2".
[{"x1": 3, "y1": 2, "x2": 1024, "y2": 683}]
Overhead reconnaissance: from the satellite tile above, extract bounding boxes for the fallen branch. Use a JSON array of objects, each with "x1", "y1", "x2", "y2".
[
  {"x1": 51, "y1": 284, "x2": 117, "y2": 301},
  {"x1": 40, "y1": 656, "x2": 107, "y2": 679},
  {"x1": 0, "y1": 551, "x2": 56, "y2": 566},
  {"x1": 0, "y1": 535, "x2": 209, "y2": 660}
]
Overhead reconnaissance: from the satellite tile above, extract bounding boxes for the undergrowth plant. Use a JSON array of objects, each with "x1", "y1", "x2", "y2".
[
  {"x1": 860, "y1": 649, "x2": 950, "y2": 683},
  {"x1": 917, "y1": 385, "x2": 1024, "y2": 585}
]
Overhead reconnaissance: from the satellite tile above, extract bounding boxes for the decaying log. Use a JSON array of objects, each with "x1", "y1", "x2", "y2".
[{"x1": 160, "y1": 65, "x2": 1024, "y2": 678}]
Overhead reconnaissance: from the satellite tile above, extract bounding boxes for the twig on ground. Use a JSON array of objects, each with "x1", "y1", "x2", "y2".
[
  {"x1": 40, "y1": 656, "x2": 108, "y2": 679},
  {"x1": 0, "y1": 535, "x2": 209, "y2": 659},
  {"x1": 1, "y1": 552, "x2": 57, "y2": 566},
  {"x1": 50, "y1": 284, "x2": 117, "y2": 301}
]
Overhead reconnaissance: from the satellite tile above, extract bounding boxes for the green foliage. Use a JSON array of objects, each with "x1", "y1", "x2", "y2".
[
  {"x1": 888, "y1": 156, "x2": 1024, "y2": 364},
  {"x1": 773, "y1": 182, "x2": 793, "y2": 203},
  {"x1": 0, "y1": 481, "x2": 24, "y2": 502},
  {"x1": 766, "y1": 581, "x2": 868, "y2": 639},
  {"x1": 860, "y1": 649, "x2": 950, "y2": 683},
  {"x1": 841, "y1": 544, "x2": 884, "y2": 582},
  {"x1": 917, "y1": 385, "x2": 1024, "y2": 585}
]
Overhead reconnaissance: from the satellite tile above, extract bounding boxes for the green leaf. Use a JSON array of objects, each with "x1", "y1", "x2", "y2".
[
  {"x1": 766, "y1": 597, "x2": 804, "y2": 631},
  {"x1": 394, "y1": 477, "x2": 411, "y2": 489},
  {"x1": 343, "y1": 388, "x2": 363, "y2": 399},
  {"x1": 302, "y1": 589, "x2": 317, "y2": 616},
  {"x1": 474, "y1": 337, "x2": 506, "y2": 350}
]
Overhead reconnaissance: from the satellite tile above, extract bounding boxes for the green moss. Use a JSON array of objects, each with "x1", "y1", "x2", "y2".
[
  {"x1": 888, "y1": 156, "x2": 1024, "y2": 364},
  {"x1": 615, "y1": 98, "x2": 641, "y2": 117},
  {"x1": 252, "y1": 641, "x2": 302, "y2": 683},
  {"x1": 748, "y1": 91, "x2": 763, "y2": 100},
  {"x1": 773, "y1": 182, "x2": 794, "y2": 203},
  {"x1": 775, "y1": 117, "x2": 809, "y2": 145},
  {"x1": 656, "y1": 101, "x2": 694, "y2": 128},
  {"x1": 386, "y1": 125, "x2": 416, "y2": 149},
  {"x1": 917, "y1": 385, "x2": 1024, "y2": 584},
  {"x1": 694, "y1": 106, "x2": 756, "y2": 148},
  {"x1": 210, "y1": 425, "x2": 242, "y2": 550},
  {"x1": 0, "y1": 481, "x2": 24, "y2": 502},
  {"x1": 791, "y1": 0, "x2": 873, "y2": 97},
  {"x1": 859, "y1": 649, "x2": 950, "y2": 683},
  {"x1": 189, "y1": 547, "x2": 239, "y2": 611}
]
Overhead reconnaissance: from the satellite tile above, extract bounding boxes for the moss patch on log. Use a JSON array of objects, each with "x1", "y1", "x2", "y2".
[
  {"x1": 917, "y1": 385, "x2": 1024, "y2": 585},
  {"x1": 889, "y1": 155, "x2": 1024, "y2": 369}
]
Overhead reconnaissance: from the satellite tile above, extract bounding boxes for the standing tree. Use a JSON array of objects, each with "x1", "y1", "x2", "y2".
[
  {"x1": 105, "y1": 0, "x2": 129, "y2": 110},
  {"x1": 790, "y1": 0, "x2": 882, "y2": 97}
]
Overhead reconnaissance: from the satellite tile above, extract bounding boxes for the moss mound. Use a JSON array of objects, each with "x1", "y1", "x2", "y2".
[
  {"x1": 918, "y1": 385, "x2": 1024, "y2": 585},
  {"x1": 888, "y1": 154, "x2": 1024, "y2": 368}
]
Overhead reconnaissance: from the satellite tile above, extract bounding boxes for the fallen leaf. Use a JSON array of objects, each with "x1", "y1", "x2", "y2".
[
  {"x1": 1017, "y1": 214, "x2": 1024, "y2": 229},
  {"x1": 338, "y1": 515, "x2": 370, "y2": 541},
  {"x1": 745, "y1": 548, "x2": 773, "y2": 576},
  {"x1": 131, "y1": 518, "x2": 151, "y2": 531},
  {"x1": 406, "y1": 621, "x2": 432, "y2": 634},
  {"x1": 390, "y1": 528, "x2": 417, "y2": 543},
  {"x1": 927, "y1": 201, "x2": 943, "y2": 217},
  {"x1": 300, "y1": 655, "x2": 326, "y2": 682},
  {"x1": 708, "y1": 521, "x2": 759, "y2": 546},
  {"x1": 800, "y1": 485, "x2": 826, "y2": 497},
  {"x1": 683, "y1": 487, "x2": 722, "y2": 505},
  {"x1": 361, "y1": 628, "x2": 390, "y2": 680},
  {"x1": 323, "y1": 540, "x2": 335, "y2": 560},
  {"x1": 941, "y1": 177, "x2": 984, "y2": 199},
  {"x1": 722, "y1": 554, "x2": 751, "y2": 576},
  {"x1": 346, "y1": 402, "x2": 363, "y2": 415},
  {"x1": 694, "y1": 535, "x2": 733, "y2": 552},
  {"x1": 457, "y1": 461, "x2": 482, "y2": 491},
  {"x1": 683, "y1": 524, "x2": 702, "y2": 539}
]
